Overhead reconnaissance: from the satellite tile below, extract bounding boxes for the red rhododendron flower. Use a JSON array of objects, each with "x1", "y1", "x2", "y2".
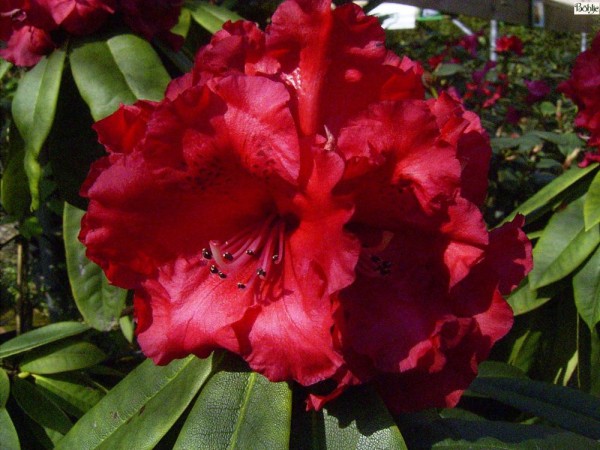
[
  {"x1": 0, "y1": 0, "x2": 182, "y2": 66},
  {"x1": 524, "y1": 79, "x2": 551, "y2": 104},
  {"x1": 559, "y1": 32, "x2": 600, "y2": 165},
  {"x1": 0, "y1": 0, "x2": 56, "y2": 66},
  {"x1": 80, "y1": 0, "x2": 532, "y2": 413},
  {"x1": 496, "y1": 35, "x2": 523, "y2": 56},
  {"x1": 119, "y1": 0, "x2": 183, "y2": 49},
  {"x1": 41, "y1": 0, "x2": 115, "y2": 35}
]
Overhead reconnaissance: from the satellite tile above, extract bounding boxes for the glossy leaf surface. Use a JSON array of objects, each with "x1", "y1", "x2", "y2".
[
  {"x1": 573, "y1": 245, "x2": 600, "y2": 330},
  {"x1": 70, "y1": 33, "x2": 170, "y2": 120},
  {"x1": 584, "y1": 170, "x2": 600, "y2": 230},
  {"x1": 19, "y1": 340, "x2": 106, "y2": 374},
  {"x1": 529, "y1": 196, "x2": 600, "y2": 289},
  {"x1": 0, "y1": 322, "x2": 89, "y2": 359},
  {"x1": 57, "y1": 356, "x2": 214, "y2": 450},
  {"x1": 187, "y1": 1, "x2": 243, "y2": 34},
  {"x1": 174, "y1": 359, "x2": 291, "y2": 450},
  {"x1": 12, "y1": 49, "x2": 66, "y2": 209},
  {"x1": 64, "y1": 203, "x2": 127, "y2": 331}
]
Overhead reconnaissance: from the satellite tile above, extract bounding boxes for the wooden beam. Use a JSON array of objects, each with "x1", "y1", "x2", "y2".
[{"x1": 379, "y1": 0, "x2": 598, "y2": 33}]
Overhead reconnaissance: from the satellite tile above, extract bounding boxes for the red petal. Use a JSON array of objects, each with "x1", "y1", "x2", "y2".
[
  {"x1": 0, "y1": 25, "x2": 54, "y2": 67},
  {"x1": 45, "y1": 0, "x2": 114, "y2": 35},
  {"x1": 92, "y1": 100, "x2": 157, "y2": 154},
  {"x1": 487, "y1": 215, "x2": 533, "y2": 294},
  {"x1": 135, "y1": 256, "x2": 251, "y2": 364},
  {"x1": 239, "y1": 150, "x2": 360, "y2": 385},
  {"x1": 337, "y1": 100, "x2": 462, "y2": 230},
  {"x1": 208, "y1": 75, "x2": 301, "y2": 184},
  {"x1": 265, "y1": 0, "x2": 423, "y2": 135}
]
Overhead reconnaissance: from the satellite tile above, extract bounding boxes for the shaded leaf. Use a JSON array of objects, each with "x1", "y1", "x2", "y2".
[
  {"x1": 504, "y1": 164, "x2": 598, "y2": 224},
  {"x1": 0, "y1": 59, "x2": 11, "y2": 80},
  {"x1": 19, "y1": 340, "x2": 106, "y2": 374},
  {"x1": 584, "y1": 170, "x2": 600, "y2": 230},
  {"x1": 33, "y1": 373, "x2": 105, "y2": 418},
  {"x1": 48, "y1": 69, "x2": 105, "y2": 210},
  {"x1": 0, "y1": 322, "x2": 89, "y2": 359},
  {"x1": 64, "y1": 203, "x2": 127, "y2": 331},
  {"x1": 174, "y1": 356, "x2": 291, "y2": 450},
  {"x1": 573, "y1": 245, "x2": 600, "y2": 331},
  {"x1": 12, "y1": 49, "x2": 66, "y2": 209},
  {"x1": 399, "y1": 412, "x2": 600, "y2": 449},
  {"x1": 0, "y1": 142, "x2": 30, "y2": 221},
  {"x1": 294, "y1": 385, "x2": 408, "y2": 449},
  {"x1": 529, "y1": 196, "x2": 600, "y2": 289},
  {"x1": 11, "y1": 378, "x2": 72, "y2": 435},
  {"x1": 57, "y1": 355, "x2": 214, "y2": 450},
  {"x1": 0, "y1": 408, "x2": 20, "y2": 450},
  {"x1": 70, "y1": 33, "x2": 170, "y2": 120},
  {"x1": 0, "y1": 368, "x2": 9, "y2": 407},
  {"x1": 507, "y1": 280, "x2": 552, "y2": 316},
  {"x1": 187, "y1": 1, "x2": 243, "y2": 34},
  {"x1": 469, "y1": 376, "x2": 600, "y2": 439}
]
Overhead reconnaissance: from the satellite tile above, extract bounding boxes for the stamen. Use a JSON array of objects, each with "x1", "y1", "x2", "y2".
[{"x1": 202, "y1": 214, "x2": 286, "y2": 290}]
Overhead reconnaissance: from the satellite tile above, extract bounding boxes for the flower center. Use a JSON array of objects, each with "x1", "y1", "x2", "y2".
[
  {"x1": 357, "y1": 252, "x2": 393, "y2": 278},
  {"x1": 202, "y1": 215, "x2": 285, "y2": 289}
]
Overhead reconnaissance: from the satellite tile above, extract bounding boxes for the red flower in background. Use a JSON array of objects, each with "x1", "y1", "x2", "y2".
[
  {"x1": 496, "y1": 35, "x2": 523, "y2": 56},
  {"x1": 559, "y1": 32, "x2": 600, "y2": 166},
  {"x1": 524, "y1": 79, "x2": 551, "y2": 104},
  {"x1": 0, "y1": 0, "x2": 182, "y2": 66},
  {"x1": 81, "y1": 0, "x2": 532, "y2": 413},
  {"x1": 464, "y1": 61, "x2": 508, "y2": 109}
]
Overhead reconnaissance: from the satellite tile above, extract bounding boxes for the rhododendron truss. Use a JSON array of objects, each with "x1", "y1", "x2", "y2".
[
  {"x1": 0, "y1": 0, "x2": 182, "y2": 66},
  {"x1": 80, "y1": 0, "x2": 532, "y2": 413},
  {"x1": 559, "y1": 31, "x2": 600, "y2": 166}
]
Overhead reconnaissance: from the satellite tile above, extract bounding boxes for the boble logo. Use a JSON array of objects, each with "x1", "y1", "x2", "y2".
[{"x1": 574, "y1": 2, "x2": 600, "y2": 14}]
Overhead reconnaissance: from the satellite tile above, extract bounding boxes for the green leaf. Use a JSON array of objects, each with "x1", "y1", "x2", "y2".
[
  {"x1": 119, "y1": 316, "x2": 135, "y2": 343},
  {"x1": 401, "y1": 414, "x2": 600, "y2": 449},
  {"x1": 11, "y1": 378, "x2": 72, "y2": 435},
  {"x1": 12, "y1": 48, "x2": 66, "y2": 210},
  {"x1": 33, "y1": 373, "x2": 105, "y2": 418},
  {"x1": 0, "y1": 368, "x2": 9, "y2": 407},
  {"x1": 433, "y1": 63, "x2": 465, "y2": 77},
  {"x1": 0, "y1": 59, "x2": 12, "y2": 80},
  {"x1": 187, "y1": 1, "x2": 243, "y2": 34},
  {"x1": 506, "y1": 280, "x2": 552, "y2": 315},
  {"x1": 70, "y1": 33, "x2": 170, "y2": 120},
  {"x1": 64, "y1": 204, "x2": 127, "y2": 331},
  {"x1": 584, "y1": 170, "x2": 600, "y2": 230},
  {"x1": 299, "y1": 386, "x2": 408, "y2": 449},
  {"x1": 174, "y1": 357, "x2": 291, "y2": 450},
  {"x1": 57, "y1": 355, "x2": 215, "y2": 450},
  {"x1": 172, "y1": 7, "x2": 192, "y2": 38},
  {"x1": 573, "y1": 245, "x2": 600, "y2": 330},
  {"x1": 48, "y1": 70, "x2": 105, "y2": 210},
  {"x1": 0, "y1": 372, "x2": 18, "y2": 449},
  {"x1": 0, "y1": 142, "x2": 30, "y2": 221},
  {"x1": 0, "y1": 322, "x2": 89, "y2": 359},
  {"x1": 0, "y1": 408, "x2": 20, "y2": 450},
  {"x1": 529, "y1": 196, "x2": 600, "y2": 289},
  {"x1": 19, "y1": 340, "x2": 106, "y2": 374},
  {"x1": 468, "y1": 376, "x2": 600, "y2": 439},
  {"x1": 504, "y1": 164, "x2": 598, "y2": 224}
]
